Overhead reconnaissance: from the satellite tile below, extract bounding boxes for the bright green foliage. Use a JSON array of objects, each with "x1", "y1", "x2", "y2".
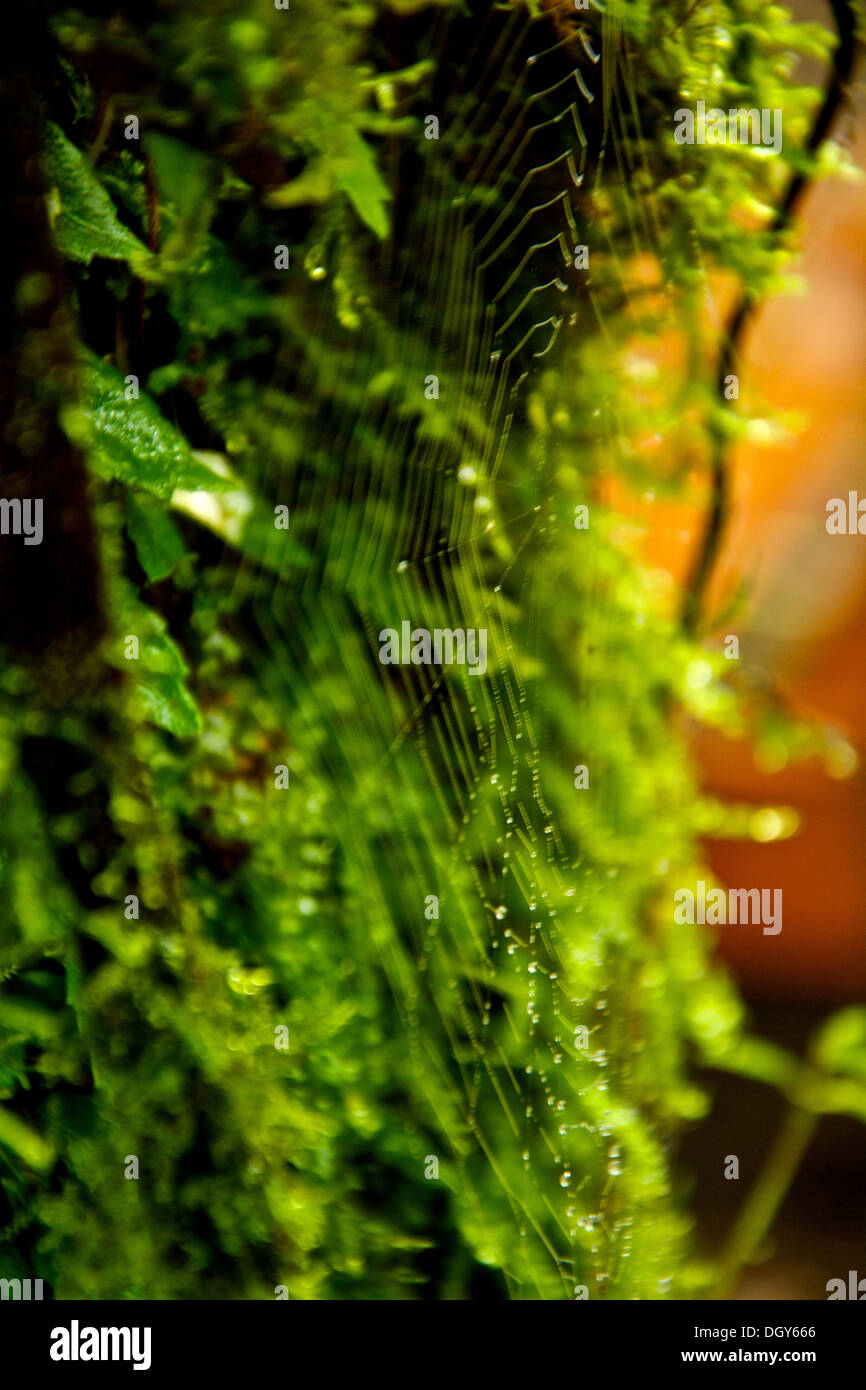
[
  {"x1": 42, "y1": 122, "x2": 152, "y2": 271},
  {"x1": 1, "y1": 0, "x2": 864, "y2": 1302},
  {"x1": 77, "y1": 352, "x2": 234, "y2": 499}
]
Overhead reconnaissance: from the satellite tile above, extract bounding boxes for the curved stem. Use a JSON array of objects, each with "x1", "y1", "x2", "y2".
[
  {"x1": 711, "y1": 1100, "x2": 818, "y2": 1299},
  {"x1": 681, "y1": 0, "x2": 862, "y2": 633}
]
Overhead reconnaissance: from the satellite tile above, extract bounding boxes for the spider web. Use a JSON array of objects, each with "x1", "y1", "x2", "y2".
[{"x1": 223, "y1": 0, "x2": 692, "y2": 1299}]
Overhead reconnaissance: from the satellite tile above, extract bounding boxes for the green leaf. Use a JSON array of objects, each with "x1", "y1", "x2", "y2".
[
  {"x1": 809, "y1": 1077, "x2": 866, "y2": 1125},
  {"x1": 115, "y1": 588, "x2": 203, "y2": 738},
  {"x1": 135, "y1": 626, "x2": 202, "y2": 739},
  {"x1": 127, "y1": 494, "x2": 187, "y2": 582},
  {"x1": 0, "y1": 1103, "x2": 54, "y2": 1171},
  {"x1": 145, "y1": 131, "x2": 216, "y2": 271},
  {"x1": 136, "y1": 673, "x2": 202, "y2": 739},
  {"x1": 42, "y1": 122, "x2": 152, "y2": 270},
  {"x1": 0, "y1": 995, "x2": 63, "y2": 1042},
  {"x1": 76, "y1": 352, "x2": 232, "y2": 499},
  {"x1": 813, "y1": 1007, "x2": 866, "y2": 1083},
  {"x1": 144, "y1": 132, "x2": 267, "y2": 334},
  {"x1": 334, "y1": 130, "x2": 391, "y2": 239}
]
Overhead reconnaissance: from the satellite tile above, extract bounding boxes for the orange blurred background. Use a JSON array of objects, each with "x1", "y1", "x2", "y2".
[{"x1": 620, "y1": 5, "x2": 866, "y2": 1005}]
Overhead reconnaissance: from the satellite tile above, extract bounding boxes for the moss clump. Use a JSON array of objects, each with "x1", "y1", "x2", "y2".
[{"x1": 1, "y1": 0, "x2": 864, "y2": 1300}]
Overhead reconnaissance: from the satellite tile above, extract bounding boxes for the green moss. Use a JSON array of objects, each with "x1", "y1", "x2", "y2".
[{"x1": 1, "y1": 0, "x2": 864, "y2": 1300}]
